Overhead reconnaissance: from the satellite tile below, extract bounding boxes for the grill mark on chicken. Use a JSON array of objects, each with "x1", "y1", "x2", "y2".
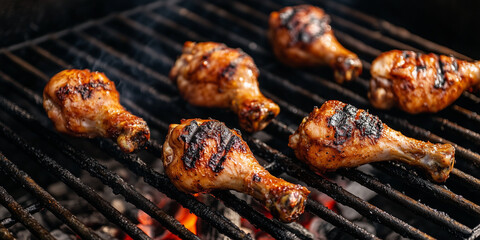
[
  {"x1": 219, "y1": 52, "x2": 247, "y2": 82},
  {"x1": 328, "y1": 104, "x2": 383, "y2": 145},
  {"x1": 435, "y1": 56, "x2": 446, "y2": 89},
  {"x1": 279, "y1": 6, "x2": 330, "y2": 44},
  {"x1": 180, "y1": 120, "x2": 244, "y2": 171},
  {"x1": 56, "y1": 80, "x2": 110, "y2": 101}
]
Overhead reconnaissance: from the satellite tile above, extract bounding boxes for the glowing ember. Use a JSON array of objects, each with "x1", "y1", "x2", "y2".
[{"x1": 162, "y1": 206, "x2": 198, "y2": 240}]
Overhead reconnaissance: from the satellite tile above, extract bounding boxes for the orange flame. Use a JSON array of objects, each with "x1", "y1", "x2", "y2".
[{"x1": 162, "y1": 206, "x2": 198, "y2": 240}]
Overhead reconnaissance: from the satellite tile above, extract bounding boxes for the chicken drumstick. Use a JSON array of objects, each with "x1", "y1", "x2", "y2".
[
  {"x1": 43, "y1": 69, "x2": 150, "y2": 153},
  {"x1": 170, "y1": 41, "x2": 280, "y2": 132},
  {"x1": 370, "y1": 50, "x2": 480, "y2": 113},
  {"x1": 268, "y1": 5, "x2": 362, "y2": 83},
  {"x1": 163, "y1": 119, "x2": 310, "y2": 222},
  {"x1": 289, "y1": 100, "x2": 455, "y2": 182}
]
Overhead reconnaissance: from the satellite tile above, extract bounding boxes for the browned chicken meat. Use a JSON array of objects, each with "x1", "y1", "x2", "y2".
[
  {"x1": 163, "y1": 119, "x2": 310, "y2": 222},
  {"x1": 289, "y1": 100, "x2": 455, "y2": 182},
  {"x1": 169, "y1": 41, "x2": 280, "y2": 132},
  {"x1": 268, "y1": 5, "x2": 362, "y2": 83},
  {"x1": 43, "y1": 69, "x2": 150, "y2": 153},
  {"x1": 370, "y1": 50, "x2": 480, "y2": 113}
]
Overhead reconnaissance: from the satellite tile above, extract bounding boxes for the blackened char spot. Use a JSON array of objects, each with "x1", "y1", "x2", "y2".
[
  {"x1": 56, "y1": 84, "x2": 71, "y2": 101},
  {"x1": 56, "y1": 80, "x2": 110, "y2": 101},
  {"x1": 328, "y1": 104, "x2": 357, "y2": 145},
  {"x1": 280, "y1": 6, "x2": 330, "y2": 44},
  {"x1": 328, "y1": 105, "x2": 383, "y2": 145},
  {"x1": 355, "y1": 111, "x2": 383, "y2": 139},
  {"x1": 180, "y1": 120, "x2": 244, "y2": 172},
  {"x1": 76, "y1": 81, "x2": 110, "y2": 100}
]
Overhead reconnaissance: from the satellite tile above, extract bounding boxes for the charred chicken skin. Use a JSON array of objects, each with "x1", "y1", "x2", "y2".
[
  {"x1": 163, "y1": 119, "x2": 310, "y2": 222},
  {"x1": 370, "y1": 50, "x2": 480, "y2": 113},
  {"x1": 169, "y1": 41, "x2": 280, "y2": 132},
  {"x1": 268, "y1": 5, "x2": 362, "y2": 83},
  {"x1": 43, "y1": 69, "x2": 150, "y2": 153},
  {"x1": 289, "y1": 100, "x2": 455, "y2": 182}
]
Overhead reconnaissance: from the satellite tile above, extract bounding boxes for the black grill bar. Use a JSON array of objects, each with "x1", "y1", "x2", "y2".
[
  {"x1": 314, "y1": 0, "x2": 471, "y2": 60},
  {"x1": 0, "y1": 152, "x2": 102, "y2": 240},
  {"x1": 338, "y1": 168, "x2": 472, "y2": 237},
  {"x1": 0, "y1": 98, "x2": 200, "y2": 240},
  {"x1": 0, "y1": 186, "x2": 54, "y2": 240},
  {"x1": 0, "y1": 203, "x2": 43, "y2": 228},
  {"x1": 213, "y1": 191, "x2": 306, "y2": 240},
  {"x1": 305, "y1": 199, "x2": 379, "y2": 240},
  {"x1": 0, "y1": 121, "x2": 151, "y2": 240},
  {"x1": 374, "y1": 162, "x2": 480, "y2": 217}
]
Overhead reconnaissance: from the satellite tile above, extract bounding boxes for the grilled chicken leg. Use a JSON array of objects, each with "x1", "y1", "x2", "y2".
[
  {"x1": 163, "y1": 119, "x2": 310, "y2": 222},
  {"x1": 170, "y1": 41, "x2": 280, "y2": 132},
  {"x1": 268, "y1": 5, "x2": 362, "y2": 83},
  {"x1": 43, "y1": 69, "x2": 150, "y2": 153},
  {"x1": 370, "y1": 50, "x2": 480, "y2": 113},
  {"x1": 289, "y1": 100, "x2": 455, "y2": 182}
]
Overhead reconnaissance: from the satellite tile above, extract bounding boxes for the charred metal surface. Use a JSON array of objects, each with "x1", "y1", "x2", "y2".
[
  {"x1": 0, "y1": 186, "x2": 54, "y2": 240},
  {"x1": 181, "y1": 120, "x2": 244, "y2": 172},
  {"x1": 340, "y1": 168, "x2": 472, "y2": 237},
  {"x1": 0, "y1": 203, "x2": 43, "y2": 228},
  {"x1": 0, "y1": 152, "x2": 102, "y2": 240},
  {"x1": 213, "y1": 191, "x2": 308, "y2": 240},
  {"x1": 0, "y1": 121, "x2": 151, "y2": 240}
]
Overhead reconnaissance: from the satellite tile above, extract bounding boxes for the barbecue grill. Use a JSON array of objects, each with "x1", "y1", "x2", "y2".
[{"x1": 0, "y1": 0, "x2": 479, "y2": 239}]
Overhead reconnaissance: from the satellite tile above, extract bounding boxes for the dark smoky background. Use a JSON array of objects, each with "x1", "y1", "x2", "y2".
[
  {"x1": 1, "y1": 0, "x2": 479, "y2": 58},
  {"x1": 0, "y1": 0, "x2": 154, "y2": 47},
  {"x1": 335, "y1": 0, "x2": 480, "y2": 59}
]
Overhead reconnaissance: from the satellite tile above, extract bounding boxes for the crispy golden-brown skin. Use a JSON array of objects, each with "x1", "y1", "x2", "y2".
[
  {"x1": 268, "y1": 5, "x2": 362, "y2": 83},
  {"x1": 289, "y1": 100, "x2": 455, "y2": 182},
  {"x1": 43, "y1": 69, "x2": 150, "y2": 153},
  {"x1": 169, "y1": 41, "x2": 280, "y2": 132},
  {"x1": 163, "y1": 119, "x2": 310, "y2": 222},
  {"x1": 369, "y1": 50, "x2": 480, "y2": 113}
]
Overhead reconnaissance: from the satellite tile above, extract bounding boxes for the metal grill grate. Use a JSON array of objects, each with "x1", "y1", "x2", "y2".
[{"x1": 0, "y1": 0, "x2": 479, "y2": 239}]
